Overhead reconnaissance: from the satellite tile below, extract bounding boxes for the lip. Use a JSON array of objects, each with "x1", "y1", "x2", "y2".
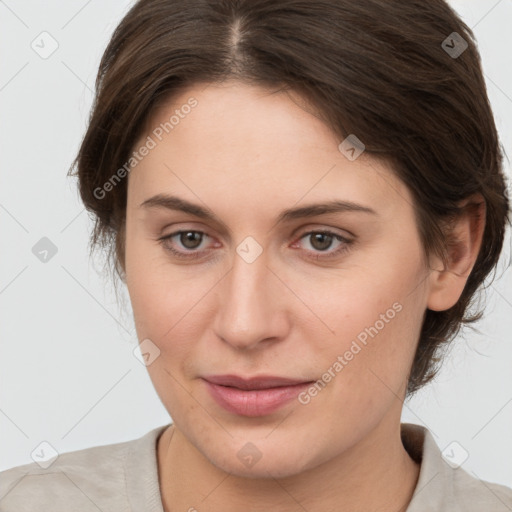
[{"x1": 202, "y1": 374, "x2": 314, "y2": 417}]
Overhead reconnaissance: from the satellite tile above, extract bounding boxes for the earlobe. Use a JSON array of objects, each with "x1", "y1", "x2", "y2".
[{"x1": 426, "y1": 196, "x2": 486, "y2": 312}]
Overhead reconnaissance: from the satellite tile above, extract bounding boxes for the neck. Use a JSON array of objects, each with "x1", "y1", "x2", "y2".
[{"x1": 157, "y1": 418, "x2": 420, "y2": 512}]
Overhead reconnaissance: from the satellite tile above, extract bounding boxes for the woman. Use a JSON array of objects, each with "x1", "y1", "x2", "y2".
[{"x1": 1, "y1": 0, "x2": 511, "y2": 510}]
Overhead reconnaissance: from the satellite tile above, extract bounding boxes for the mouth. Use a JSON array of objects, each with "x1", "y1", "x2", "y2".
[{"x1": 201, "y1": 374, "x2": 314, "y2": 417}]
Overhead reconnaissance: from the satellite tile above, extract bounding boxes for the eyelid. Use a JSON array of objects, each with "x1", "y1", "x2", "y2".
[{"x1": 293, "y1": 224, "x2": 355, "y2": 240}]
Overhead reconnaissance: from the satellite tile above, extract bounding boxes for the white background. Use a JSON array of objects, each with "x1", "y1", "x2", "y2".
[{"x1": 1, "y1": 0, "x2": 511, "y2": 489}]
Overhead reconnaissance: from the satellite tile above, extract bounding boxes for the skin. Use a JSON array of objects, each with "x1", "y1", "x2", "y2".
[{"x1": 123, "y1": 80, "x2": 485, "y2": 511}]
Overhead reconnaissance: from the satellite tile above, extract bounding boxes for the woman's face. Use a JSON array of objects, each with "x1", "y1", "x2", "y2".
[{"x1": 124, "y1": 80, "x2": 433, "y2": 477}]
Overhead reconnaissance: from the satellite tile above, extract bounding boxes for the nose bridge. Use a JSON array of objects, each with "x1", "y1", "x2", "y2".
[{"x1": 214, "y1": 240, "x2": 284, "y2": 349}]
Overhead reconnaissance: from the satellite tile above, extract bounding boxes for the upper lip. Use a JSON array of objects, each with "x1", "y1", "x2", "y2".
[{"x1": 202, "y1": 374, "x2": 313, "y2": 390}]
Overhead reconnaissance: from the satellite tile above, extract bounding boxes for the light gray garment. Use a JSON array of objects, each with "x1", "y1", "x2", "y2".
[{"x1": 1, "y1": 422, "x2": 511, "y2": 511}]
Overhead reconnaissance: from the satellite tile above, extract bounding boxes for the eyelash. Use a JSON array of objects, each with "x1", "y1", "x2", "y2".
[{"x1": 157, "y1": 229, "x2": 353, "y2": 261}]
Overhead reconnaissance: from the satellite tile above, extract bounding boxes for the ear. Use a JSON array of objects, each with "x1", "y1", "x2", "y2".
[{"x1": 427, "y1": 194, "x2": 486, "y2": 312}]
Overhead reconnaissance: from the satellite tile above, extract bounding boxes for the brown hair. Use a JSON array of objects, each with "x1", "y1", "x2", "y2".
[{"x1": 69, "y1": 0, "x2": 510, "y2": 396}]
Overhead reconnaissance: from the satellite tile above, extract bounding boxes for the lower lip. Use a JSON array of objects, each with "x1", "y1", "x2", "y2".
[{"x1": 203, "y1": 379, "x2": 312, "y2": 417}]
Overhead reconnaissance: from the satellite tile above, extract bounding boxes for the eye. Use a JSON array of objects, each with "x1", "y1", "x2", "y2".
[
  {"x1": 292, "y1": 230, "x2": 353, "y2": 260},
  {"x1": 158, "y1": 230, "x2": 213, "y2": 259},
  {"x1": 157, "y1": 228, "x2": 353, "y2": 261}
]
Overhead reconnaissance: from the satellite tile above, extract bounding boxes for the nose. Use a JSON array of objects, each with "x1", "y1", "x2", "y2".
[{"x1": 212, "y1": 245, "x2": 290, "y2": 351}]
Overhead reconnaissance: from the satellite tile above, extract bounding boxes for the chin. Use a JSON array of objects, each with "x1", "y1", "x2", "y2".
[
  {"x1": 212, "y1": 456, "x2": 311, "y2": 480},
  {"x1": 199, "y1": 436, "x2": 322, "y2": 480}
]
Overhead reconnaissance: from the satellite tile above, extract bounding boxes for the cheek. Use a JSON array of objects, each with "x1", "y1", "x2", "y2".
[
  {"x1": 125, "y1": 234, "x2": 218, "y2": 368},
  {"x1": 125, "y1": 223, "x2": 184, "y2": 333},
  {"x1": 295, "y1": 258, "x2": 425, "y2": 405},
  {"x1": 125, "y1": 248, "x2": 209, "y2": 413},
  {"x1": 128, "y1": 272, "x2": 202, "y2": 351}
]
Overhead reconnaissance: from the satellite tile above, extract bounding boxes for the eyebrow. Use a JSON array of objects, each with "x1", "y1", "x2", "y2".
[{"x1": 139, "y1": 193, "x2": 378, "y2": 225}]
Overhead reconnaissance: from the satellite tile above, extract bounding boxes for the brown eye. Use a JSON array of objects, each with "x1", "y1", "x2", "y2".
[
  {"x1": 158, "y1": 228, "x2": 353, "y2": 262},
  {"x1": 178, "y1": 231, "x2": 203, "y2": 250},
  {"x1": 293, "y1": 230, "x2": 354, "y2": 260},
  {"x1": 158, "y1": 230, "x2": 211, "y2": 260},
  {"x1": 308, "y1": 232, "x2": 335, "y2": 252}
]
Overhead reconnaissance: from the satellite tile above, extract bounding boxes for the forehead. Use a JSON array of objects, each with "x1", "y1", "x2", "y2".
[{"x1": 127, "y1": 81, "x2": 415, "y2": 223}]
